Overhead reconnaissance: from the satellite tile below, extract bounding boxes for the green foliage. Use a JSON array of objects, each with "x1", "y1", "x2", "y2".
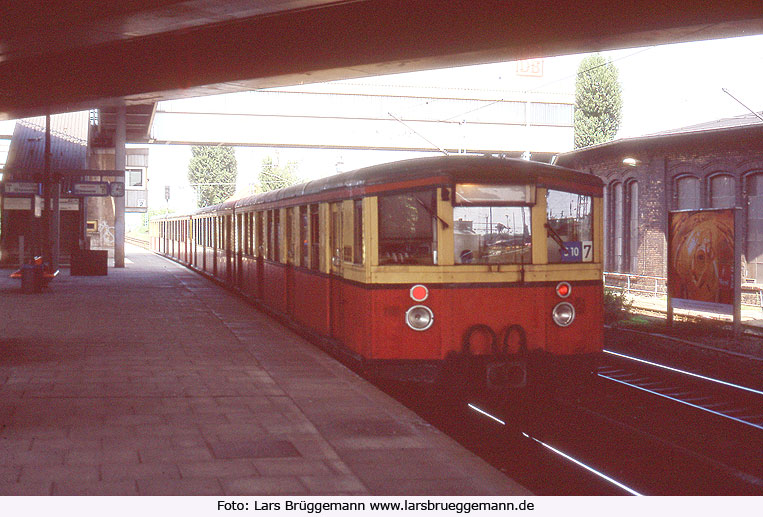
[
  {"x1": 574, "y1": 55, "x2": 623, "y2": 149},
  {"x1": 187, "y1": 146, "x2": 238, "y2": 208},
  {"x1": 603, "y1": 287, "x2": 632, "y2": 323},
  {"x1": 258, "y1": 156, "x2": 300, "y2": 192}
]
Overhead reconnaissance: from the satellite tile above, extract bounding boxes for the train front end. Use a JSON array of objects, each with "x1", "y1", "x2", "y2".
[{"x1": 358, "y1": 159, "x2": 604, "y2": 391}]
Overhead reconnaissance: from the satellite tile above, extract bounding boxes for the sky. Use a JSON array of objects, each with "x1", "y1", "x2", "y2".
[{"x1": 3, "y1": 33, "x2": 763, "y2": 215}]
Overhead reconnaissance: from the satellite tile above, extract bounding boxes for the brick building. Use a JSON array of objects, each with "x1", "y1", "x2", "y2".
[{"x1": 556, "y1": 113, "x2": 763, "y2": 283}]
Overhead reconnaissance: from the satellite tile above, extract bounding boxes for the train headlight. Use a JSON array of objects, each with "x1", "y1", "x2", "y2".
[
  {"x1": 551, "y1": 302, "x2": 575, "y2": 327},
  {"x1": 406, "y1": 305, "x2": 434, "y2": 331}
]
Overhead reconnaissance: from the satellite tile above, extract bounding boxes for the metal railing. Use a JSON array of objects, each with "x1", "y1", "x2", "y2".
[
  {"x1": 604, "y1": 271, "x2": 763, "y2": 308},
  {"x1": 603, "y1": 272, "x2": 667, "y2": 297}
]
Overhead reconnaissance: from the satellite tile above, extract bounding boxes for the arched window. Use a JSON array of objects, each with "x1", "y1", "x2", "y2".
[
  {"x1": 602, "y1": 184, "x2": 609, "y2": 270},
  {"x1": 627, "y1": 180, "x2": 639, "y2": 273},
  {"x1": 676, "y1": 175, "x2": 700, "y2": 210},
  {"x1": 612, "y1": 182, "x2": 624, "y2": 272},
  {"x1": 710, "y1": 174, "x2": 735, "y2": 208},
  {"x1": 746, "y1": 173, "x2": 763, "y2": 282}
]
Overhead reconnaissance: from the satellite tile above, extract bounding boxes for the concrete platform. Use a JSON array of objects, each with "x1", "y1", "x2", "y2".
[{"x1": 0, "y1": 246, "x2": 529, "y2": 496}]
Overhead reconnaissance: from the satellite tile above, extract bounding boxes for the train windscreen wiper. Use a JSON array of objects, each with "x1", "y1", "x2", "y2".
[
  {"x1": 544, "y1": 223, "x2": 568, "y2": 253},
  {"x1": 415, "y1": 196, "x2": 449, "y2": 229}
]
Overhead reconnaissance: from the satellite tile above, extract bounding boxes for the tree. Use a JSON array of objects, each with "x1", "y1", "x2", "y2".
[
  {"x1": 258, "y1": 156, "x2": 300, "y2": 192},
  {"x1": 187, "y1": 146, "x2": 238, "y2": 207},
  {"x1": 574, "y1": 54, "x2": 623, "y2": 149}
]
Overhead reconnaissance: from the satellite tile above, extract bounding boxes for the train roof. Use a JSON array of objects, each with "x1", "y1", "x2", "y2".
[
  {"x1": 234, "y1": 155, "x2": 601, "y2": 210},
  {"x1": 178, "y1": 155, "x2": 602, "y2": 218}
]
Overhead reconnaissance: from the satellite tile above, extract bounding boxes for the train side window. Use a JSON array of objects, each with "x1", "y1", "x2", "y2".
[
  {"x1": 299, "y1": 206, "x2": 309, "y2": 267},
  {"x1": 285, "y1": 208, "x2": 294, "y2": 263},
  {"x1": 353, "y1": 199, "x2": 363, "y2": 265},
  {"x1": 256, "y1": 212, "x2": 264, "y2": 257},
  {"x1": 267, "y1": 210, "x2": 281, "y2": 262},
  {"x1": 546, "y1": 189, "x2": 593, "y2": 263},
  {"x1": 236, "y1": 214, "x2": 242, "y2": 253},
  {"x1": 309, "y1": 204, "x2": 320, "y2": 270},
  {"x1": 248, "y1": 212, "x2": 254, "y2": 255},
  {"x1": 266, "y1": 211, "x2": 273, "y2": 260},
  {"x1": 378, "y1": 190, "x2": 436, "y2": 265}
]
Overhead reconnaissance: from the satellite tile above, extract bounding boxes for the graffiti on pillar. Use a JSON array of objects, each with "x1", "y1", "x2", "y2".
[{"x1": 99, "y1": 218, "x2": 115, "y2": 247}]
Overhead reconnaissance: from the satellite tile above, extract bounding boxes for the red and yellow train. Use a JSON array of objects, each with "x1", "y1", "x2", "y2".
[{"x1": 150, "y1": 155, "x2": 604, "y2": 389}]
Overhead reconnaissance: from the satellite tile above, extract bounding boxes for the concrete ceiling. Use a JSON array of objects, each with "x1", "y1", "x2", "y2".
[{"x1": 2, "y1": 1, "x2": 763, "y2": 122}]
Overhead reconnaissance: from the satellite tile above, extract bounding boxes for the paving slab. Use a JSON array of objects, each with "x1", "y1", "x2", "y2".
[{"x1": 0, "y1": 246, "x2": 530, "y2": 496}]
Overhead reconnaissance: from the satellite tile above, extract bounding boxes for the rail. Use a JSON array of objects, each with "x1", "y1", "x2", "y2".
[{"x1": 125, "y1": 235, "x2": 149, "y2": 250}]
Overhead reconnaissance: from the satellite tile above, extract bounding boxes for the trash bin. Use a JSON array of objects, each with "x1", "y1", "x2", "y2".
[
  {"x1": 21, "y1": 264, "x2": 43, "y2": 293},
  {"x1": 70, "y1": 250, "x2": 108, "y2": 276}
]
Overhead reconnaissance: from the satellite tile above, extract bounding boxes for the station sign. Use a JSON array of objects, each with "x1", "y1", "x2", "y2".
[
  {"x1": 71, "y1": 181, "x2": 109, "y2": 196},
  {"x1": 2, "y1": 181, "x2": 40, "y2": 196},
  {"x1": 2, "y1": 197, "x2": 32, "y2": 210},
  {"x1": 60, "y1": 198, "x2": 80, "y2": 211}
]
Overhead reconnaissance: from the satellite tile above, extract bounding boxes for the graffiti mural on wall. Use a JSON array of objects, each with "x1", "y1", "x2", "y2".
[{"x1": 668, "y1": 209, "x2": 734, "y2": 313}]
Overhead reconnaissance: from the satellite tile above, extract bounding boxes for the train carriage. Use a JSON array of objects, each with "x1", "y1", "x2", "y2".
[{"x1": 150, "y1": 155, "x2": 604, "y2": 388}]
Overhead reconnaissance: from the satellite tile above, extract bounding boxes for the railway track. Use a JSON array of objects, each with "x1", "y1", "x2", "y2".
[
  {"x1": 598, "y1": 349, "x2": 763, "y2": 431},
  {"x1": 383, "y1": 344, "x2": 763, "y2": 495},
  {"x1": 125, "y1": 235, "x2": 149, "y2": 249}
]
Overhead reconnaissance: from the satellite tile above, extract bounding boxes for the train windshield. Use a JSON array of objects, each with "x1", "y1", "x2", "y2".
[
  {"x1": 453, "y1": 184, "x2": 533, "y2": 264},
  {"x1": 378, "y1": 190, "x2": 437, "y2": 265},
  {"x1": 546, "y1": 189, "x2": 593, "y2": 263}
]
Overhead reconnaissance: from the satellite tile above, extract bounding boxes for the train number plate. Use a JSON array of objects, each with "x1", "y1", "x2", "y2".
[{"x1": 561, "y1": 241, "x2": 593, "y2": 263}]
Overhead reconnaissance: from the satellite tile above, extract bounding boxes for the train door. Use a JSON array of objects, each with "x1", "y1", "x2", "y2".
[
  {"x1": 329, "y1": 202, "x2": 344, "y2": 340},
  {"x1": 255, "y1": 212, "x2": 264, "y2": 299},
  {"x1": 285, "y1": 208, "x2": 295, "y2": 316},
  {"x1": 192, "y1": 218, "x2": 198, "y2": 268},
  {"x1": 225, "y1": 215, "x2": 233, "y2": 285},
  {"x1": 184, "y1": 220, "x2": 189, "y2": 263},
  {"x1": 212, "y1": 217, "x2": 218, "y2": 277},
  {"x1": 236, "y1": 213, "x2": 243, "y2": 287}
]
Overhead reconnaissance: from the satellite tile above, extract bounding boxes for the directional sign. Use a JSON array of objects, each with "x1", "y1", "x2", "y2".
[
  {"x1": 2, "y1": 181, "x2": 40, "y2": 196},
  {"x1": 109, "y1": 181, "x2": 125, "y2": 197},
  {"x1": 71, "y1": 181, "x2": 109, "y2": 196}
]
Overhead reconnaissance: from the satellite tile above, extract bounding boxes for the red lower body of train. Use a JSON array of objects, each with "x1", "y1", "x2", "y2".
[{"x1": 153, "y1": 234, "x2": 603, "y2": 390}]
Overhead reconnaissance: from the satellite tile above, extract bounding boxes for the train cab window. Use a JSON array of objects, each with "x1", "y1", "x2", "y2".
[
  {"x1": 453, "y1": 184, "x2": 533, "y2": 264},
  {"x1": 546, "y1": 189, "x2": 593, "y2": 263},
  {"x1": 309, "y1": 204, "x2": 320, "y2": 270},
  {"x1": 378, "y1": 190, "x2": 437, "y2": 265}
]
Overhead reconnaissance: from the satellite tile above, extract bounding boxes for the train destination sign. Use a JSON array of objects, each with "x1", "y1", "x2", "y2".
[
  {"x1": 2, "y1": 181, "x2": 40, "y2": 196},
  {"x1": 560, "y1": 240, "x2": 593, "y2": 263},
  {"x1": 71, "y1": 181, "x2": 109, "y2": 196}
]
